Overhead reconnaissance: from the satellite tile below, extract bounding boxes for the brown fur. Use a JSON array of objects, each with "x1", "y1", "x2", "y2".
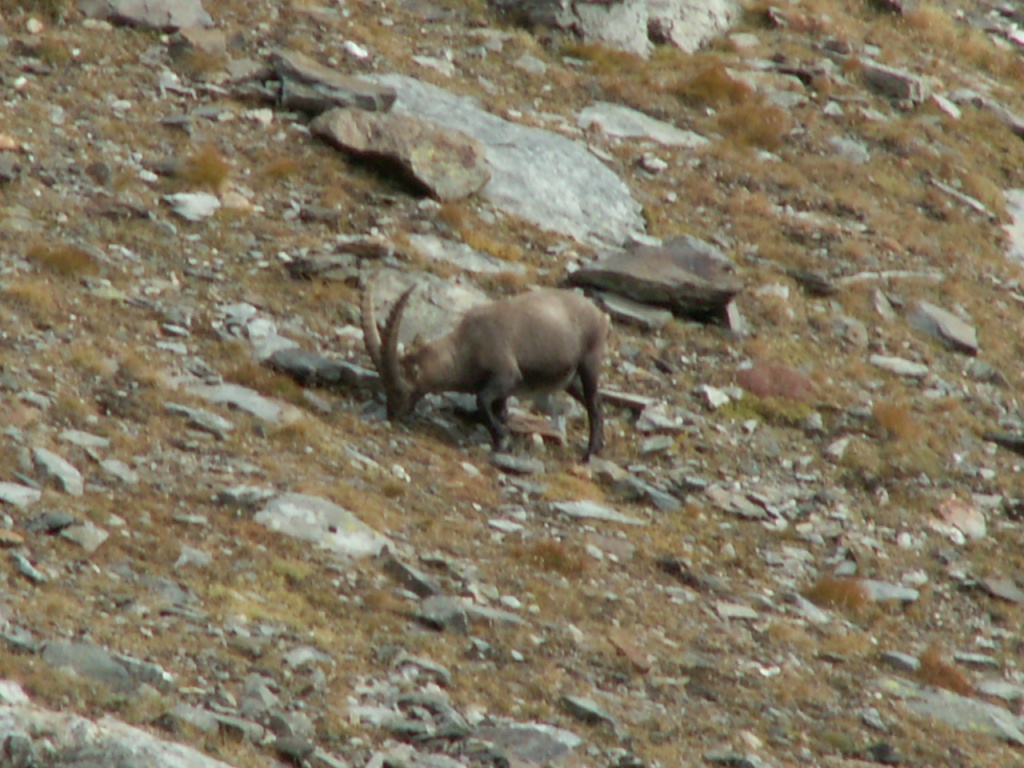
[{"x1": 363, "y1": 281, "x2": 608, "y2": 460}]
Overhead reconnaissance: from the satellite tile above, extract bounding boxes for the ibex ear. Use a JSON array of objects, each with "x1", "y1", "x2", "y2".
[{"x1": 410, "y1": 332, "x2": 424, "y2": 350}]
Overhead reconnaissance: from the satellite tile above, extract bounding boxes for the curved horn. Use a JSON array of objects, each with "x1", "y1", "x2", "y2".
[
  {"x1": 380, "y1": 284, "x2": 417, "y2": 418},
  {"x1": 361, "y1": 276, "x2": 383, "y2": 370}
]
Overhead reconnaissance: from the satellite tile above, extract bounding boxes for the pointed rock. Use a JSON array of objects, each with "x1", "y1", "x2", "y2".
[
  {"x1": 79, "y1": 0, "x2": 213, "y2": 30},
  {"x1": 311, "y1": 108, "x2": 490, "y2": 201},
  {"x1": 364, "y1": 74, "x2": 645, "y2": 246},
  {"x1": 270, "y1": 49, "x2": 397, "y2": 113},
  {"x1": 909, "y1": 300, "x2": 978, "y2": 355},
  {"x1": 568, "y1": 235, "x2": 742, "y2": 319},
  {"x1": 255, "y1": 493, "x2": 390, "y2": 557}
]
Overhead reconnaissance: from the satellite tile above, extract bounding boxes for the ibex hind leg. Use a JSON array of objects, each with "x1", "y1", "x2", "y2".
[
  {"x1": 477, "y1": 392, "x2": 511, "y2": 452},
  {"x1": 567, "y1": 366, "x2": 603, "y2": 461}
]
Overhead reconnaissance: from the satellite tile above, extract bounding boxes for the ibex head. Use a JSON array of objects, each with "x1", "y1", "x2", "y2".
[{"x1": 360, "y1": 279, "x2": 420, "y2": 420}]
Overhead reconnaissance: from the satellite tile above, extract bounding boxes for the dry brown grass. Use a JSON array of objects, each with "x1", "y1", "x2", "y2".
[
  {"x1": 805, "y1": 577, "x2": 869, "y2": 612},
  {"x1": 872, "y1": 399, "x2": 922, "y2": 441},
  {"x1": 256, "y1": 156, "x2": 302, "y2": 181},
  {"x1": 3, "y1": 279, "x2": 61, "y2": 324},
  {"x1": 916, "y1": 644, "x2": 974, "y2": 696},
  {"x1": 6, "y1": 0, "x2": 75, "y2": 20},
  {"x1": 25, "y1": 241, "x2": 99, "y2": 277},
  {"x1": 180, "y1": 143, "x2": 233, "y2": 191},
  {"x1": 511, "y1": 538, "x2": 589, "y2": 577},
  {"x1": 675, "y1": 61, "x2": 753, "y2": 108},
  {"x1": 719, "y1": 101, "x2": 793, "y2": 150}
]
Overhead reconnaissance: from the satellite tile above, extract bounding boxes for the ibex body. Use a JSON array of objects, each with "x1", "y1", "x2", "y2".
[{"x1": 362, "y1": 279, "x2": 608, "y2": 460}]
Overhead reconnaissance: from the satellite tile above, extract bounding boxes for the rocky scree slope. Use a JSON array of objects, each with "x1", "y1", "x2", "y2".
[{"x1": 3, "y1": 0, "x2": 1024, "y2": 767}]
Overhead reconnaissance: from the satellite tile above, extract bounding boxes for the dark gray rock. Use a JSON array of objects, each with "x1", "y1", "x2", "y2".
[
  {"x1": 568, "y1": 235, "x2": 742, "y2": 319},
  {"x1": 42, "y1": 641, "x2": 133, "y2": 692},
  {"x1": 380, "y1": 552, "x2": 442, "y2": 597},
  {"x1": 270, "y1": 48, "x2": 397, "y2": 114},
  {"x1": 416, "y1": 595, "x2": 469, "y2": 634},
  {"x1": 267, "y1": 347, "x2": 379, "y2": 390}
]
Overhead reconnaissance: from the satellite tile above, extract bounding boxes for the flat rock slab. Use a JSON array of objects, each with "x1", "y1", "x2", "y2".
[
  {"x1": 649, "y1": 0, "x2": 742, "y2": 53},
  {"x1": 407, "y1": 234, "x2": 526, "y2": 275},
  {"x1": 33, "y1": 448, "x2": 83, "y2": 496},
  {"x1": 188, "y1": 383, "x2": 304, "y2": 425},
  {"x1": 577, "y1": 102, "x2": 709, "y2": 148},
  {"x1": 878, "y1": 676, "x2": 1024, "y2": 745},
  {"x1": 78, "y1": 0, "x2": 213, "y2": 29},
  {"x1": 267, "y1": 348, "x2": 379, "y2": 390},
  {"x1": 255, "y1": 493, "x2": 390, "y2": 557},
  {"x1": 365, "y1": 74, "x2": 645, "y2": 246},
  {"x1": 42, "y1": 641, "x2": 133, "y2": 692},
  {"x1": 552, "y1": 500, "x2": 648, "y2": 526},
  {"x1": 270, "y1": 49, "x2": 397, "y2": 114},
  {"x1": 0, "y1": 482, "x2": 42, "y2": 509},
  {"x1": 869, "y1": 354, "x2": 929, "y2": 378},
  {"x1": 568, "y1": 235, "x2": 742, "y2": 318},
  {"x1": 311, "y1": 107, "x2": 490, "y2": 202},
  {"x1": 0, "y1": 696, "x2": 237, "y2": 767},
  {"x1": 909, "y1": 300, "x2": 978, "y2": 355},
  {"x1": 473, "y1": 722, "x2": 582, "y2": 765}
]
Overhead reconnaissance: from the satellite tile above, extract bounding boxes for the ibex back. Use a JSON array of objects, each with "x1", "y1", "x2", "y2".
[{"x1": 362, "y1": 278, "x2": 608, "y2": 460}]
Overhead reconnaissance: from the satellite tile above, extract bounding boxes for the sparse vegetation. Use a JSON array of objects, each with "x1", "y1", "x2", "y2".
[
  {"x1": 2, "y1": 0, "x2": 1024, "y2": 766},
  {"x1": 917, "y1": 645, "x2": 974, "y2": 696},
  {"x1": 180, "y1": 143, "x2": 233, "y2": 191},
  {"x1": 805, "y1": 577, "x2": 870, "y2": 612},
  {"x1": 25, "y1": 240, "x2": 99, "y2": 277}
]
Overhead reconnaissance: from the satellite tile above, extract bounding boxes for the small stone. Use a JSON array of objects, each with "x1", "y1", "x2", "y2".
[
  {"x1": 879, "y1": 651, "x2": 921, "y2": 673},
  {"x1": 909, "y1": 300, "x2": 978, "y2": 355},
  {"x1": 59, "y1": 520, "x2": 109, "y2": 553},
  {"x1": 491, "y1": 452, "x2": 546, "y2": 475},
  {"x1": 552, "y1": 500, "x2": 647, "y2": 526},
  {"x1": 33, "y1": 448, "x2": 84, "y2": 496},
  {"x1": 0, "y1": 482, "x2": 42, "y2": 509},
  {"x1": 869, "y1": 355, "x2": 929, "y2": 378},
  {"x1": 163, "y1": 192, "x2": 221, "y2": 221},
  {"x1": 561, "y1": 695, "x2": 616, "y2": 726},
  {"x1": 416, "y1": 595, "x2": 469, "y2": 635},
  {"x1": 981, "y1": 576, "x2": 1024, "y2": 604}
]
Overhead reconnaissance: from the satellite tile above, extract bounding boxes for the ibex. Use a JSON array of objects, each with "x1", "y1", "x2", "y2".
[{"x1": 361, "y1": 277, "x2": 608, "y2": 460}]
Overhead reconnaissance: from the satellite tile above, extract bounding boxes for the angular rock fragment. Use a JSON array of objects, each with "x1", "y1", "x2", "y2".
[
  {"x1": 568, "y1": 235, "x2": 742, "y2": 320},
  {"x1": 79, "y1": 0, "x2": 213, "y2": 30},
  {"x1": 577, "y1": 101, "x2": 708, "y2": 147},
  {"x1": 909, "y1": 300, "x2": 978, "y2": 355},
  {"x1": 311, "y1": 107, "x2": 490, "y2": 201},
  {"x1": 861, "y1": 59, "x2": 931, "y2": 103},
  {"x1": 270, "y1": 49, "x2": 397, "y2": 114},
  {"x1": 33, "y1": 448, "x2": 83, "y2": 496},
  {"x1": 0, "y1": 482, "x2": 42, "y2": 509},
  {"x1": 255, "y1": 493, "x2": 390, "y2": 557},
  {"x1": 365, "y1": 74, "x2": 645, "y2": 246}
]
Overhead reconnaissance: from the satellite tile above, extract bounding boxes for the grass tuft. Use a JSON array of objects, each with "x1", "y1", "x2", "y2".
[
  {"x1": 675, "y1": 61, "x2": 753, "y2": 107},
  {"x1": 805, "y1": 577, "x2": 869, "y2": 612},
  {"x1": 917, "y1": 645, "x2": 974, "y2": 696},
  {"x1": 511, "y1": 539, "x2": 589, "y2": 576},
  {"x1": 872, "y1": 400, "x2": 921, "y2": 441},
  {"x1": 25, "y1": 241, "x2": 99, "y2": 277},
  {"x1": 181, "y1": 143, "x2": 232, "y2": 191}
]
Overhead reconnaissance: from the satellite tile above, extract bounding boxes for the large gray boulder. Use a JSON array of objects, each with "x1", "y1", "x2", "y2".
[{"x1": 365, "y1": 75, "x2": 645, "y2": 247}]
